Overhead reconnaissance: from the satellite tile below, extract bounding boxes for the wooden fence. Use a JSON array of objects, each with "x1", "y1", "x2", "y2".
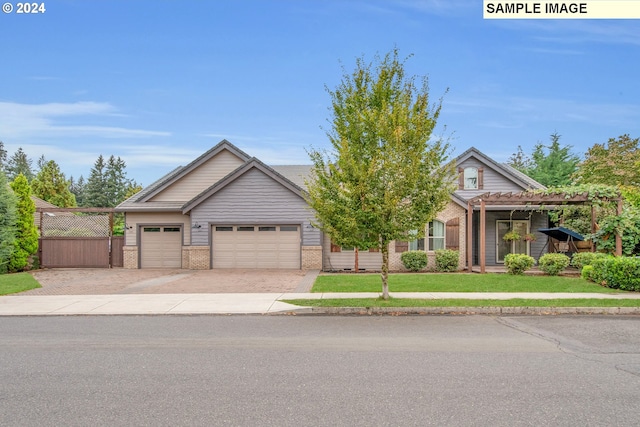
[{"x1": 38, "y1": 236, "x2": 124, "y2": 268}]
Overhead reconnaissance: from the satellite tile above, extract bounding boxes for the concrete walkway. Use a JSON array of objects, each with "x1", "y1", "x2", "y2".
[{"x1": 1, "y1": 292, "x2": 640, "y2": 316}]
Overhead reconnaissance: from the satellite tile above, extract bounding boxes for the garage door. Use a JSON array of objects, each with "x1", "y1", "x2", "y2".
[
  {"x1": 212, "y1": 225, "x2": 300, "y2": 269},
  {"x1": 140, "y1": 226, "x2": 182, "y2": 268}
]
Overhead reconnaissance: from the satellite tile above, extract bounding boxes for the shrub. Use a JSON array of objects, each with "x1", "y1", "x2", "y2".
[
  {"x1": 504, "y1": 253, "x2": 535, "y2": 275},
  {"x1": 401, "y1": 250, "x2": 428, "y2": 272},
  {"x1": 581, "y1": 265, "x2": 594, "y2": 281},
  {"x1": 584, "y1": 255, "x2": 640, "y2": 291},
  {"x1": 538, "y1": 253, "x2": 570, "y2": 276},
  {"x1": 435, "y1": 249, "x2": 459, "y2": 272},
  {"x1": 571, "y1": 252, "x2": 608, "y2": 270}
]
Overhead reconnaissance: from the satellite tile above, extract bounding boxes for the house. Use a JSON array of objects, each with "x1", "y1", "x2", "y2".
[{"x1": 115, "y1": 140, "x2": 548, "y2": 270}]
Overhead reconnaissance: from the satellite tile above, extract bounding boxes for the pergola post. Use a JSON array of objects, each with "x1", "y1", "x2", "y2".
[
  {"x1": 467, "y1": 201, "x2": 473, "y2": 271},
  {"x1": 591, "y1": 205, "x2": 596, "y2": 253},
  {"x1": 480, "y1": 200, "x2": 486, "y2": 273}
]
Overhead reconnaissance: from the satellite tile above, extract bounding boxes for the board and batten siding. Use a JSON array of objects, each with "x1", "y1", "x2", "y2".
[
  {"x1": 124, "y1": 212, "x2": 190, "y2": 246},
  {"x1": 150, "y1": 150, "x2": 246, "y2": 202},
  {"x1": 189, "y1": 168, "x2": 320, "y2": 246},
  {"x1": 455, "y1": 158, "x2": 526, "y2": 200}
]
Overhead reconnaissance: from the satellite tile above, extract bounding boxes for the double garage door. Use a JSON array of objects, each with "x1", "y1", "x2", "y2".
[{"x1": 212, "y1": 225, "x2": 300, "y2": 269}]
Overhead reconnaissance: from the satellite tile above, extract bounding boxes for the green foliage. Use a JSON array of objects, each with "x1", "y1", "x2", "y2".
[
  {"x1": 517, "y1": 133, "x2": 580, "y2": 187},
  {"x1": 589, "y1": 205, "x2": 640, "y2": 256},
  {"x1": 571, "y1": 252, "x2": 608, "y2": 270},
  {"x1": 581, "y1": 265, "x2": 594, "y2": 281},
  {"x1": 504, "y1": 253, "x2": 535, "y2": 275},
  {"x1": 0, "y1": 171, "x2": 18, "y2": 274},
  {"x1": 69, "y1": 175, "x2": 86, "y2": 206},
  {"x1": 9, "y1": 174, "x2": 39, "y2": 272},
  {"x1": 0, "y1": 141, "x2": 6, "y2": 171},
  {"x1": 584, "y1": 256, "x2": 640, "y2": 291},
  {"x1": 0, "y1": 272, "x2": 41, "y2": 295},
  {"x1": 84, "y1": 155, "x2": 138, "y2": 207},
  {"x1": 400, "y1": 250, "x2": 428, "y2": 272},
  {"x1": 573, "y1": 134, "x2": 640, "y2": 187},
  {"x1": 538, "y1": 253, "x2": 570, "y2": 276},
  {"x1": 434, "y1": 249, "x2": 459, "y2": 272},
  {"x1": 31, "y1": 159, "x2": 76, "y2": 207},
  {"x1": 306, "y1": 48, "x2": 454, "y2": 298},
  {"x1": 5, "y1": 147, "x2": 34, "y2": 182}
]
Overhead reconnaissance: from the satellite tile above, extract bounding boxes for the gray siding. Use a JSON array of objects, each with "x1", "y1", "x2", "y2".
[
  {"x1": 481, "y1": 211, "x2": 548, "y2": 265},
  {"x1": 190, "y1": 168, "x2": 320, "y2": 246},
  {"x1": 455, "y1": 158, "x2": 525, "y2": 201}
]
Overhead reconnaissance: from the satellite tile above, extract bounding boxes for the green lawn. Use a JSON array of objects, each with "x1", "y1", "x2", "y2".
[
  {"x1": 312, "y1": 273, "x2": 621, "y2": 293},
  {"x1": 0, "y1": 272, "x2": 41, "y2": 295},
  {"x1": 284, "y1": 298, "x2": 640, "y2": 308}
]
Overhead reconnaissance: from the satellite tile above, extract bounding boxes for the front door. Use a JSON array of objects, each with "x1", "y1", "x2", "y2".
[{"x1": 496, "y1": 220, "x2": 529, "y2": 263}]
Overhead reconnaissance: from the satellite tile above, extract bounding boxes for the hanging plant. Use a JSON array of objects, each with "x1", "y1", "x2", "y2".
[
  {"x1": 503, "y1": 230, "x2": 521, "y2": 242},
  {"x1": 523, "y1": 233, "x2": 537, "y2": 242}
]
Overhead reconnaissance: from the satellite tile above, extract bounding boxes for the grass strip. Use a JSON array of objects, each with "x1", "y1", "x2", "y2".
[
  {"x1": 283, "y1": 298, "x2": 640, "y2": 308},
  {"x1": 312, "y1": 273, "x2": 621, "y2": 294},
  {"x1": 0, "y1": 273, "x2": 41, "y2": 295}
]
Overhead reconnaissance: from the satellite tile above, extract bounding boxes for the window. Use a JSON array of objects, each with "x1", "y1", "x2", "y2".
[
  {"x1": 464, "y1": 167, "x2": 478, "y2": 189},
  {"x1": 428, "y1": 220, "x2": 445, "y2": 251},
  {"x1": 408, "y1": 229, "x2": 425, "y2": 251},
  {"x1": 215, "y1": 226, "x2": 233, "y2": 231},
  {"x1": 280, "y1": 226, "x2": 298, "y2": 232},
  {"x1": 164, "y1": 227, "x2": 180, "y2": 232},
  {"x1": 259, "y1": 226, "x2": 276, "y2": 231},
  {"x1": 143, "y1": 227, "x2": 160, "y2": 232},
  {"x1": 237, "y1": 226, "x2": 254, "y2": 231}
]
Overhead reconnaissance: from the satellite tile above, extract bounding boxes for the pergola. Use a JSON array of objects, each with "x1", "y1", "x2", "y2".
[{"x1": 467, "y1": 191, "x2": 623, "y2": 273}]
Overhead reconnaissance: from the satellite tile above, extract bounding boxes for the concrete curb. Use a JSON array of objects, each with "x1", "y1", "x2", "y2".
[{"x1": 273, "y1": 306, "x2": 640, "y2": 316}]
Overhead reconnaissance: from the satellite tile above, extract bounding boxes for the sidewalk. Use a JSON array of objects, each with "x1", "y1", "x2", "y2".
[{"x1": 1, "y1": 292, "x2": 640, "y2": 316}]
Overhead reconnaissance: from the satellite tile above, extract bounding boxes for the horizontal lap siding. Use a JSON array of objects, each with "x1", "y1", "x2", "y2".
[
  {"x1": 124, "y1": 212, "x2": 190, "y2": 246},
  {"x1": 484, "y1": 211, "x2": 548, "y2": 264},
  {"x1": 190, "y1": 168, "x2": 320, "y2": 246},
  {"x1": 455, "y1": 158, "x2": 525, "y2": 201}
]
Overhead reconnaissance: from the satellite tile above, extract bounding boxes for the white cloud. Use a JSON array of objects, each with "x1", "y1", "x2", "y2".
[{"x1": 0, "y1": 101, "x2": 171, "y2": 140}]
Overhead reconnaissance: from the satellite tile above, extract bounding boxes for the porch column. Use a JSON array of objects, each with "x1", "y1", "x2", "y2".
[
  {"x1": 616, "y1": 198, "x2": 623, "y2": 256},
  {"x1": 480, "y1": 200, "x2": 486, "y2": 273},
  {"x1": 467, "y1": 202, "x2": 473, "y2": 271}
]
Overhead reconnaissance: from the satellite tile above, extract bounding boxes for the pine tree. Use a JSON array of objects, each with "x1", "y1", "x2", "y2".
[
  {"x1": 0, "y1": 171, "x2": 18, "y2": 274},
  {"x1": 6, "y1": 148, "x2": 34, "y2": 182},
  {"x1": 84, "y1": 155, "x2": 108, "y2": 207},
  {"x1": 85, "y1": 155, "x2": 137, "y2": 207},
  {"x1": 0, "y1": 141, "x2": 7, "y2": 173},
  {"x1": 9, "y1": 174, "x2": 39, "y2": 272},
  {"x1": 69, "y1": 175, "x2": 86, "y2": 207},
  {"x1": 31, "y1": 160, "x2": 76, "y2": 207}
]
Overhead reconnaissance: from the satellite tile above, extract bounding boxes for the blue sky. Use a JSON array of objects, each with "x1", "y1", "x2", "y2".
[{"x1": 1, "y1": 0, "x2": 639, "y2": 185}]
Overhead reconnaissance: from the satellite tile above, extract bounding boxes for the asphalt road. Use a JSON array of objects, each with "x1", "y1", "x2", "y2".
[{"x1": 1, "y1": 315, "x2": 639, "y2": 426}]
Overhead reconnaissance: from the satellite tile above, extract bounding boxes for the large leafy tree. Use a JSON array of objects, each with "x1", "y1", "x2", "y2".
[
  {"x1": 0, "y1": 171, "x2": 18, "y2": 274},
  {"x1": 573, "y1": 134, "x2": 640, "y2": 187},
  {"x1": 9, "y1": 174, "x2": 39, "y2": 272},
  {"x1": 306, "y1": 49, "x2": 454, "y2": 299},
  {"x1": 31, "y1": 159, "x2": 76, "y2": 208},
  {"x1": 6, "y1": 148, "x2": 34, "y2": 182},
  {"x1": 508, "y1": 133, "x2": 580, "y2": 187}
]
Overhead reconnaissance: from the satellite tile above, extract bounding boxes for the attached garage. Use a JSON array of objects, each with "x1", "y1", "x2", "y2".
[
  {"x1": 140, "y1": 226, "x2": 183, "y2": 268},
  {"x1": 212, "y1": 225, "x2": 300, "y2": 269}
]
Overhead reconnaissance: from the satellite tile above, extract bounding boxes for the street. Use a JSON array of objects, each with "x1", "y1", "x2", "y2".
[{"x1": 1, "y1": 315, "x2": 639, "y2": 426}]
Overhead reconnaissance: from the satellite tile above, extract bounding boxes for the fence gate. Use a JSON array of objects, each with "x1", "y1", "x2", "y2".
[{"x1": 36, "y1": 207, "x2": 123, "y2": 268}]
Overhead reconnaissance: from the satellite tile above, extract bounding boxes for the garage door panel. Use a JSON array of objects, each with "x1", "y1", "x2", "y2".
[
  {"x1": 141, "y1": 226, "x2": 182, "y2": 268},
  {"x1": 212, "y1": 225, "x2": 300, "y2": 269}
]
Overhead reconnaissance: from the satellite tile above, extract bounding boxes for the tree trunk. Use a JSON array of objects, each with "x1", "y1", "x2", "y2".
[
  {"x1": 380, "y1": 244, "x2": 389, "y2": 300},
  {"x1": 354, "y1": 247, "x2": 359, "y2": 272}
]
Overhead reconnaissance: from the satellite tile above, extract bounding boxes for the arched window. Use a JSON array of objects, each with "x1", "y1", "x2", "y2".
[
  {"x1": 464, "y1": 167, "x2": 478, "y2": 189},
  {"x1": 428, "y1": 220, "x2": 445, "y2": 251}
]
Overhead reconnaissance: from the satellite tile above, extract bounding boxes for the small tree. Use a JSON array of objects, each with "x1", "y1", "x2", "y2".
[
  {"x1": 9, "y1": 174, "x2": 39, "y2": 271},
  {"x1": 0, "y1": 171, "x2": 18, "y2": 274},
  {"x1": 6, "y1": 147, "x2": 34, "y2": 182},
  {"x1": 307, "y1": 49, "x2": 454, "y2": 299}
]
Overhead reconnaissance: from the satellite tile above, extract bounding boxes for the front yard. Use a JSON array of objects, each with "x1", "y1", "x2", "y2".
[
  {"x1": 311, "y1": 273, "x2": 620, "y2": 293},
  {"x1": 0, "y1": 273, "x2": 41, "y2": 295}
]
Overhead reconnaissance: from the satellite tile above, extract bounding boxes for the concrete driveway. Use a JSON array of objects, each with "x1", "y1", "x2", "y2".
[{"x1": 23, "y1": 268, "x2": 315, "y2": 295}]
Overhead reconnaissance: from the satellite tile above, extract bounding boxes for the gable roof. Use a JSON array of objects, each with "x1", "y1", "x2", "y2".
[
  {"x1": 137, "y1": 139, "x2": 251, "y2": 203},
  {"x1": 454, "y1": 146, "x2": 545, "y2": 191},
  {"x1": 182, "y1": 157, "x2": 306, "y2": 213}
]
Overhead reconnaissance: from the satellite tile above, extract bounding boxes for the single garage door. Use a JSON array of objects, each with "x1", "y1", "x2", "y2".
[
  {"x1": 140, "y1": 226, "x2": 182, "y2": 268},
  {"x1": 212, "y1": 225, "x2": 300, "y2": 269}
]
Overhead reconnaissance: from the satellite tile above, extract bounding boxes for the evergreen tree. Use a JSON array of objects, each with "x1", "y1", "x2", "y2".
[
  {"x1": 9, "y1": 174, "x2": 39, "y2": 272},
  {"x1": 69, "y1": 175, "x2": 86, "y2": 207},
  {"x1": 31, "y1": 160, "x2": 76, "y2": 207},
  {"x1": 0, "y1": 141, "x2": 7, "y2": 173},
  {"x1": 85, "y1": 155, "x2": 137, "y2": 207},
  {"x1": 507, "y1": 145, "x2": 531, "y2": 172},
  {"x1": 0, "y1": 171, "x2": 17, "y2": 274},
  {"x1": 526, "y1": 133, "x2": 580, "y2": 187},
  {"x1": 84, "y1": 155, "x2": 108, "y2": 207},
  {"x1": 6, "y1": 148, "x2": 34, "y2": 182}
]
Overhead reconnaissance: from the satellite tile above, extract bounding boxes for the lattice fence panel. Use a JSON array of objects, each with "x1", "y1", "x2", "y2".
[{"x1": 41, "y1": 213, "x2": 110, "y2": 237}]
